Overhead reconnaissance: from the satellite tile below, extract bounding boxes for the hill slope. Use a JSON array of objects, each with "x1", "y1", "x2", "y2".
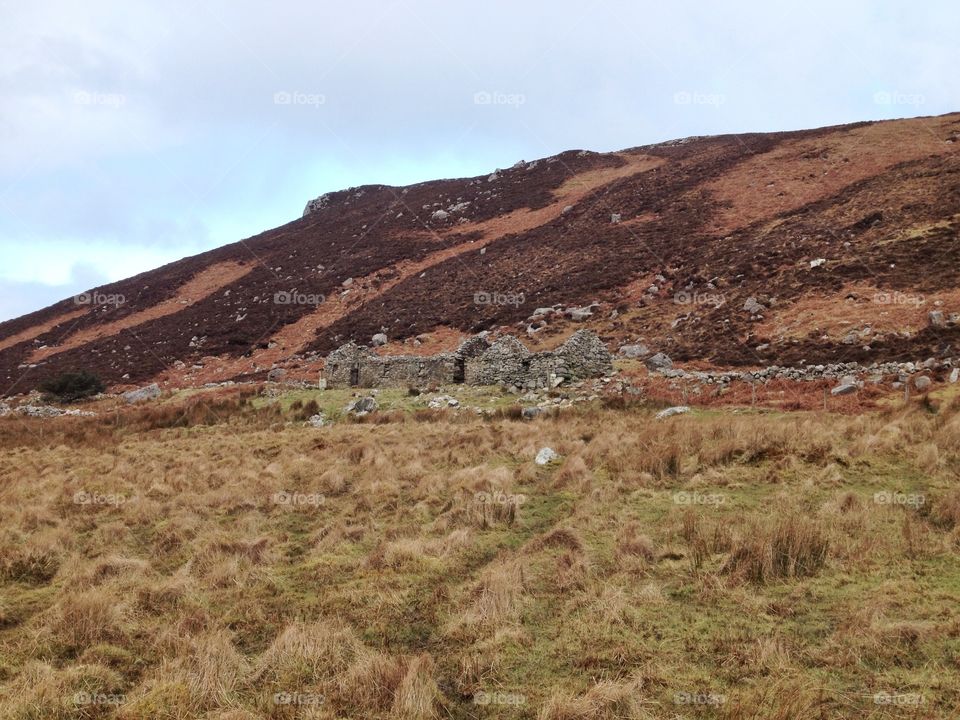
[{"x1": 2, "y1": 113, "x2": 959, "y2": 394}]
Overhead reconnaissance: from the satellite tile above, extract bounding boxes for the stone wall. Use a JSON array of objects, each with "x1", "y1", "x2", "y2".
[{"x1": 323, "y1": 330, "x2": 612, "y2": 389}]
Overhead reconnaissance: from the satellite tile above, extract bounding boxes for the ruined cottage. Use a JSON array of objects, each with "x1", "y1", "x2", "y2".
[{"x1": 323, "y1": 330, "x2": 612, "y2": 390}]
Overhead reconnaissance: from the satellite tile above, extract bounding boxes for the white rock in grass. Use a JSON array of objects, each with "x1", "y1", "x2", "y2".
[
  {"x1": 656, "y1": 406, "x2": 690, "y2": 420},
  {"x1": 535, "y1": 447, "x2": 560, "y2": 465}
]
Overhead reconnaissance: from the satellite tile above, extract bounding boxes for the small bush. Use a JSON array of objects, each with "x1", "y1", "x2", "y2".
[{"x1": 38, "y1": 371, "x2": 105, "y2": 403}]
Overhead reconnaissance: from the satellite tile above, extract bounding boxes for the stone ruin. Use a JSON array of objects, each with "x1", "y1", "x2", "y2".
[{"x1": 323, "y1": 330, "x2": 612, "y2": 390}]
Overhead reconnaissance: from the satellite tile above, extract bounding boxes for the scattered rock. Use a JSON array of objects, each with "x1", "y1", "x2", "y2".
[
  {"x1": 914, "y1": 376, "x2": 932, "y2": 391},
  {"x1": 929, "y1": 311, "x2": 946, "y2": 329},
  {"x1": 123, "y1": 383, "x2": 160, "y2": 404},
  {"x1": 566, "y1": 306, "x2": 594, "y2": 322},
  {"x1": 371, "y1": 333, "x2": 388, "y2": 347},
  {"x1": 306, "y1": 414, "x2": 326, "y2": 428},
  {"x1": 431, "y1": 209, "x2": 449, "y2": 221},
  {"x1": 428, "y1": 395, "x2": 459, "y2": 409},
  {"x1": 810, "y1": 258, "x2": 826, "y2": 268},
  {"x1": 611, "y1": 213, "x2": 622, "y2": 224},
  {"x1": 535, "y1": 447, "x2": 560, "y2": 465},
  {"x1": 950, "y1": 368, "x2": 959, "y2": 384},
  {"x1": 522, "y1": 406, "x2": 544, "y2": 420},
  {"x1": 267, "y1": 368, "x2": 287, "y2": 382},
  {"x1": 830, "y1": 383, "x2": 857, "y2": 396}
]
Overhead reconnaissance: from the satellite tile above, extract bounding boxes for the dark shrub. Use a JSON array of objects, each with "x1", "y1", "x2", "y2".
[{"x1": 38, "y1": 371, "x2": 105, "y2": 403}]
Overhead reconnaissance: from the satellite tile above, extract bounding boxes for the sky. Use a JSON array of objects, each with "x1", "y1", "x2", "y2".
[{"x1": 0, "y1": 0, "x2": 957, "y2": 322}]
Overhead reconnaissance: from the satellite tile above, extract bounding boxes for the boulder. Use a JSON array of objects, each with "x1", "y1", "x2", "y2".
[
  {"x1": 950, "y1": 368, "x2": 959, "y2": 384},
  {"x1": 656, "y1": 406, "x2": 690, "y2": 419},
  {"x1": 522, "y1": 406, "x2": 544, "y2": 420},
  {"x1": 371, "y1": 333, "x2": 388, "y2": 347},
  {"x1": 644, "y1": 353, "x2": 673, "y2": 371},
  {"x1": 618, "y1": 343, "x2": 650, "y2": 359},
  {"x1": 830, "y1": 383, "x2": 857, "y2": 396},
  {"x1": 914, "y1": 376, "x2": 932, "y2": 391},
  {"x1": 535, "y1": 447, "x2": 560, "y2": 465},
  {"x1": 743, "y1": 297, "x2": 765, "y2": 314},
  {"x1": 123, "y1": 383, "x2": 160, "y2": 404},
  {"x1": 929, "y1": 311, "x2": 946, "y2": 329},
  {"x1": 267, "y1": 368, "x2": 287, "y2": 382},
  {"x1": 307, "y1": 414, "x2": 326, "y2": 428},
  {"x1": 345, "y1": 396, "x2": 378, "y2": 415}
]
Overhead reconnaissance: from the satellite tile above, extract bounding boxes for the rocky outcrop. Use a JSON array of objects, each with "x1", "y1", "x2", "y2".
[{"x1": 123, "y1": 383, "x2": 161, "y2": 404}]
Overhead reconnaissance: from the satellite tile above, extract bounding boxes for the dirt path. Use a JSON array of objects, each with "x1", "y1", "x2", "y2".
[{"x1": 32, "y1": 261, "x2": 253, "y2": 362}]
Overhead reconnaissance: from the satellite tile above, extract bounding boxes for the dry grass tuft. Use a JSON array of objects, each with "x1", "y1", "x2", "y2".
[
  {"x1": 50, "y1": 590, "x2": 128, "y2": 650},
  {"x1": 392, "y1": 653, "x2": 442, "y2": 719},
  {"x1": 340, "y1": 650, "x2": 407, "y2": 712},
  {"x1": 724, "y1": 514, "x2": 828, "y2": 584},
  {"x1": 616, "y1": 522, "x2": 655, "y2": 563},
  {"x1": 253, "y1": 618, "x2": 361, "y2": 686},
  {"x1": 539, "y1": 679, "x2": 649, "y2": 719}
]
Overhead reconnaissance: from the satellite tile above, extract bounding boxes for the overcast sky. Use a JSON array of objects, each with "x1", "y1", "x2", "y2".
[{"x1": 0, "y1": 0, "x2": 957, "y2": 322}]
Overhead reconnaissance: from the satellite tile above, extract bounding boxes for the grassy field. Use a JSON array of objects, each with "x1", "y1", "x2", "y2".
[{"x1": 1, "y1": 385, "x2": 959, "y2": 719}]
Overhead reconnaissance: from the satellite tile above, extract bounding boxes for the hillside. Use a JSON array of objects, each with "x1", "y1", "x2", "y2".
[{"x1": 2, "y1": 113, "x2": 959, "y2": 395}]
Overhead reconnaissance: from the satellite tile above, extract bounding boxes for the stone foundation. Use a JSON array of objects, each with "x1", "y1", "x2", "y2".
[{"x1": 323, "y1": 330, "x2": 612, "y2": 389}]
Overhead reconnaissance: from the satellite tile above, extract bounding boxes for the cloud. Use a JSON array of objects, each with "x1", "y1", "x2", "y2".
[{"x1": 0, "y1": 0, "x2": 958, "y2": 323}]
